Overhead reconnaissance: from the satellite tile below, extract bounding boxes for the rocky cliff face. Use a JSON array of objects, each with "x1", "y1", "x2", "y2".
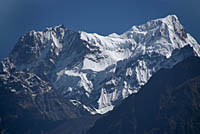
[{"x1": 0, "y1": 58, "x2": 90, "y2": 134}]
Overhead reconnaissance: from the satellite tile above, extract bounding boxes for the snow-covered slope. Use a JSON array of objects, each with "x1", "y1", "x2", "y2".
[{"x1": 5, "y1": 15, "x2": 200, "y2": 114}]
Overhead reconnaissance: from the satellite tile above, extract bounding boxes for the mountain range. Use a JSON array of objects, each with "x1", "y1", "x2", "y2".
[{"x1": 0, "y1": 15, "x2": 200, "y2": 134}]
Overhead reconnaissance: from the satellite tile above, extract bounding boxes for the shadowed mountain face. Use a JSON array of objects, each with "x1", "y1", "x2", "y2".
[
  {"x1": 87, "y1": 56, "x2": 200, "y2": 134},
  {"x1": 0, "y1": 62, "x2": 92, "y2": 134}
]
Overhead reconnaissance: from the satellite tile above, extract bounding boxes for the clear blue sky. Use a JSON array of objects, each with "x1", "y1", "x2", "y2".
[{"x1": 0, "y1": 0, "x2": 199, "y2": 59}]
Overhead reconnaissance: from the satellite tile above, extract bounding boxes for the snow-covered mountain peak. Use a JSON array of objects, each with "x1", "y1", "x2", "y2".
[
  {"x1": 128, "y1": 14, "x2": 179, "y2": 31},
  {"x1": 9, "y1": 25, "x2": 80, "y2": 66},
  {"x1": 123, "y1": 14, "x2": 182, "y2": 39},
  {"x1": 161, "y1": 14, "x2": 178, "y2": 23},
  {"x1": 45, "y1": 24, "x2": 66, "y2": 31},
  {"x1": 4, "y1": 15, "x2": 200, "y2": 114}
]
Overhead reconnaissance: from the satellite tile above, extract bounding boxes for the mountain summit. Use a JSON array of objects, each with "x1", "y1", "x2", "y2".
[{"x1": 2, "y1": 15, "x2": 200, "y2": 114}]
